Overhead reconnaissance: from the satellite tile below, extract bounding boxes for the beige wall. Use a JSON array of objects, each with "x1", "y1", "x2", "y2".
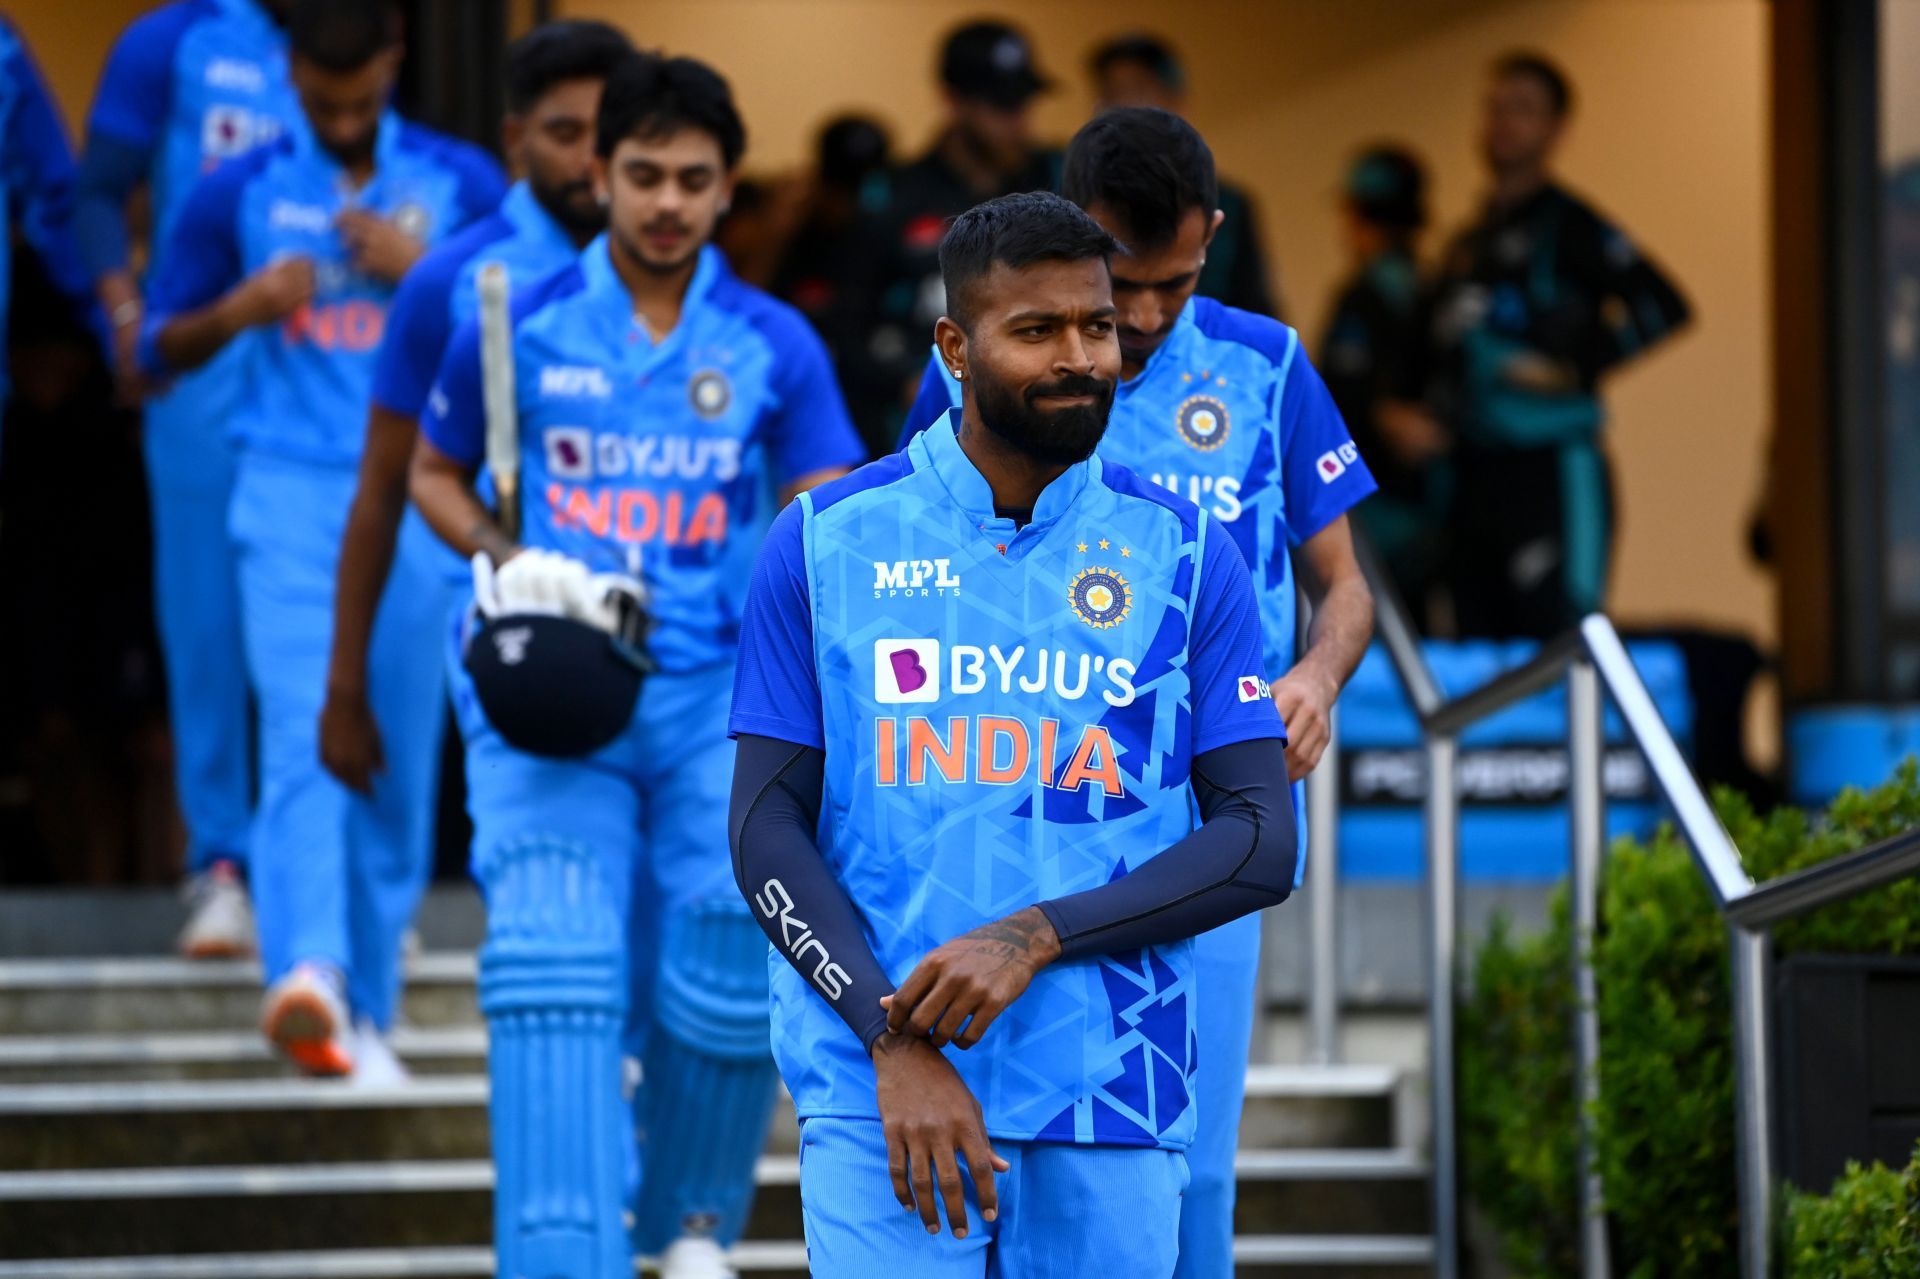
[
  {"x1": 23, "y1": 0, "x2": 1774, "y2": 643},
  {"x1": 564, "y1": 0, "x2": 1774, "y2": 644}
]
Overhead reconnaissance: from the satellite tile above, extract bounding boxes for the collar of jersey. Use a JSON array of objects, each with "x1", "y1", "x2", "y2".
[
  {"x1": 579, "y1": 235, "x2": 723, "y2": 357},
  {"x1": 1115, "y1": 295, "x2": 1200, "y2": 403},
  {"x1": 499, "y1": 181, "x2": 577, "y2": 260},
  {"x1": 290, "y1": 108, "x2": 403, "y2": 181},
  {"x1": 917, "y1": 409, "x2": 1099, "y2": 554}
]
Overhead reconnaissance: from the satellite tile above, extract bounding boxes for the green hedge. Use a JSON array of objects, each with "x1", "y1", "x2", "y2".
[
  {"x1": 1461, "y1": 762, "x2": 1920, "y2": 1276},
  {"x1": 1781, "y1": 1146, "x2": 1920, "y2": 1277}
]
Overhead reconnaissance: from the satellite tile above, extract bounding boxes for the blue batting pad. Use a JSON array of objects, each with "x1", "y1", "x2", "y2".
[{"x1": 478, "y1": 834, "x2": 631, "y2": 1279}]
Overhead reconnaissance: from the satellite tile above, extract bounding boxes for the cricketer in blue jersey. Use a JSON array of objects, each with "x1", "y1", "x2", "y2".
[
  {"x1": 730, "y1": 191, "x2": 1298, "y2": 1276},
  {"x1": 899, "y1": 111, "x2": 1377, "y2": 1278},
  {"x1": 412, "y1": 53, "x2": 865, "y2": 1278},
  {"x1": 78, "y1": 0, "x2": 295, "y2": 955},
  {"x1": 320, "y1": 21, "x2": 632, "y2": 805},
  {"x1": 0, "y1": 15, "x2": 96, "y2": 419},
  {"x1": 141, "y1": 0, "x2": 505, "y2": 1079}
]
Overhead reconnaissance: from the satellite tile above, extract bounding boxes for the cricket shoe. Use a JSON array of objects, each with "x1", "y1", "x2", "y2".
[
  {"x1": 660, "y1": 1237, "x2": 735, "y2": 1279},
  {"x1": 176, "y1": 861, "x2": 256, "y2": 959},
  {"x1": 349, "y1": 1018, "x2": 411, "y2": 1089},
  {"x1": 261, "y1": 963, "x2": 353, "y2": 1077}
]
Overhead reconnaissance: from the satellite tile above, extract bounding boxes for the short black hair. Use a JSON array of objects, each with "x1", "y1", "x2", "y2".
[
  {"x1": 505, "y1": 21, "x2": 633, "y2": 115},
  {"x1": 1493, "y1": 50, "x2": 1573, "y2": 117},
  {"x1": 1061, "y1": 108, "x2": 1217, "y2": 250},
  {"x1": 595, "y1": 51, "x2": 745, "y2": 167},
  {"x1": 287, "y1": 0, "x2": 399, "y2": 74},
  {"x1": 1089, "y1": 33, "x2": 1184, "y2": 94},
  {"x1": 939, "y1": 191, "x2": 1119, "y2": 332}
]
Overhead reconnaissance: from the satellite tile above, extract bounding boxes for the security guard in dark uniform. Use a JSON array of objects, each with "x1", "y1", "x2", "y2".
[
  {"x1": 852, "y1": 19, "x2": 1056, "y2": 455},
  {"x1": 1088, "y1": 32, "x2": 1280, "y2": 319},
  {"x1": 1321, "y1": 146, "x2": 1442, "y2": 627},
  {"x1": 1416, "y1": 52, "x2": 1689, "y2": 637}
]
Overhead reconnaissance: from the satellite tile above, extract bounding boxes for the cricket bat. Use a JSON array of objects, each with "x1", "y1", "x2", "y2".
[{"x1": 477, "y1": 261, "x2": 519, "y2": 542}]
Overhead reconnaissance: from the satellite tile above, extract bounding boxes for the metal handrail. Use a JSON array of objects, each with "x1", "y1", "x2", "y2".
[{"x1": 1353, "y1": 572, "x2": 1920, "y2": 1279}]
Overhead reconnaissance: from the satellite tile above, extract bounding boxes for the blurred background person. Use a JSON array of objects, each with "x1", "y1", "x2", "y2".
[
  {"x1": 76, "y1": 0, "x2": 295, "y2": 958},
  {"x1": 1090, "y1": 31, "x2": 1280, "y2": 320},
  {"x1": 1320, "y1": 144, "x2": 1447, "y2": 629},
  {"x1": 769, "y1": 114, "x2": 894, "y2": 455},
  {"x1": 140, "y1": 0, "x2": 504, "y2": 1078},
  {"x1": 1414, "y1": 51, "x2": 1690, "y2": 638},
  {"x1": 854, "y1": 18, "x2": 1056, "y2": 454}
]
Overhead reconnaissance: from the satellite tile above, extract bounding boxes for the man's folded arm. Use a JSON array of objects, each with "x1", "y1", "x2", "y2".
[{"x1": 729, "y1": 733, "x2": 894, "y2": 1052}]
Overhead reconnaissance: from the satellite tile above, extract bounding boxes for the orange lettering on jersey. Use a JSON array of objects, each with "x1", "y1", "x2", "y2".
[
  {"x1": 662, "y1": 491, "x2": 685, "y2": 545},
  {"x1": 1058, "y1": 725, "x2": 1123, "y2": 796},
  {"x1": 617, "y1": 490, "x2": 658, "y2": 542},
  {"x1": 907, "y1": 716, "x2": 968, "y2": 785},
  {"x1": 874, "y1": 718, "x2": 898, "y2": 786},
  {"x1": 281, "y1": 301, "x2": 385, "y2": 351},
  {"x1": 683, "y1": 493, "x2": 728, "y2": 545},
  {"x1": 977, "y1": 716, "x2": 1030, "y2": 785},
  {"x1": 553, "y1": 487, "x2": 611, "y2": 537},
  {"x1": 1036, "y1": 718, "x2": 1059, "y2": 789}
]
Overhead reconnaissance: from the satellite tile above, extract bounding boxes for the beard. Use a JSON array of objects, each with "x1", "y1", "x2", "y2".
[
  {"x1": 533, "y1": 178, "x2": 604, "y2": 238},
  {"x1": 971, "y1": 365, "x2": 1114, "y2": 466}
]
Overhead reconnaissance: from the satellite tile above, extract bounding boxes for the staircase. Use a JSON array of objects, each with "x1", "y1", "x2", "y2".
[{"x1": 0, "y1": 951, "x2": 1432, "y2": 1277}]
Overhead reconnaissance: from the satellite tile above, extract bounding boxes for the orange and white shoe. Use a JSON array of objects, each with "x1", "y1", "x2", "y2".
[
  {"x1": 177, "y1": 861, "x2": 256, "y2": 959},
  {"x1": 261, "y1": 963, "x2": 353, "y2": 1077}
]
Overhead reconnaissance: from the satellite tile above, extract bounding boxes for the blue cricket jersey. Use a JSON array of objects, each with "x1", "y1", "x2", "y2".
[
  {"x1": 729, "y1": 415, "x2": 1285, "y2": 1149},
  {"x1": 370, "y1": 180, "x2": 579, "y2": 421},
  {"x1": 0, "y1": 16, "x2": 95, "y2": 395},
  {"x1": 140, "y1": 113, "x2": 505, "y2": 467},
  {"x1": 421, "y1": 237, "x2": 867, "y2": 675},
  {"x1": 86, "y1": 0, "x2": 293, "y2": 272},
  {"x1": 903, "y1": 298, "x2": 1379, "y2": 682}
]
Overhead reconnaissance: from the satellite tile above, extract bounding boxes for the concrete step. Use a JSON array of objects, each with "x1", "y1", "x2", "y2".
[
  {"x1": 0, "y1": 1028, "x2": 487, "y2": 1083},
  {"x1": 0, "y1": 1146, "x2": 1428, "y2": 1257},
  {"x1": 0, "y1": 1078, "x2": 491, "y2": 1171},
  {"x1": 0, "y1": 956, "x2": 480, "y2": 1035},
  {"x1": 0, "y1": 1236, "x2": 1433, "y2": 1278}
]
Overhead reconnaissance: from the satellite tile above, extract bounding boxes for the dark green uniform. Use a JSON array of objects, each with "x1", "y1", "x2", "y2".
[
  {"x1": 1321, "y1": 246, "x2": 1441, "y2": 625},
  {"x1": 1417, "y1": 182, "x2": 1689, "y2": 637}
]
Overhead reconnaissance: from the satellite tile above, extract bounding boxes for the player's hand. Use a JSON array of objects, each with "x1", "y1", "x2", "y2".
[
  {"x1": 472, "y1": 550, "x2": 644, "y2": 635},
  {"x1": 318, "y1": 690, "x2": 385, "y2": 795},
  {"x1": 1272, "y1": 668, "x2": 1337, "y2": 782},
  {"x1": 1498, "y1": 349, "x2": 1578, "y2": 394},
  {"x1": 229, "y1": 256, "x2": 316, "y2": 330},
  {"x1": 871, "y1": 1031, "x2": 1008, "y2": 1237},
  {"x1": 337, "y1": 209, "x2": 425, "y2": 283},
  {"x1": 882, "y1": 906, "x2": 1061, "y2": 1049}
]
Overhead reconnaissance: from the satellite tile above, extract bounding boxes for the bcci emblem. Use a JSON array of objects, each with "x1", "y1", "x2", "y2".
[
  {"x1": 1176, "y1": 394, "x2": 1230, "y2": 452},
  {"x1": 689, "y1": 369, "x2": 732, "y2": 420},
  {"x1": 392, "y1": 203, "x2": 431, "y2": 239},
  {"x1": 1069, "y1": 566, "x2": 1132, "y2": 629}
]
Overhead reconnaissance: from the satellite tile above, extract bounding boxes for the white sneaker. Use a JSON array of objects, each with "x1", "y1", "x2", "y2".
[
  {"x1": 660, "y1": 1237, "x2": 735, "y2": 1279},
  {"x1": 177, "y1": 861, "x2": 256, "y2": 959},
  {"x1": 349, "y1": 1018, "x2": 411, "y2": 1089},
  {"x1": 261, "y1": 962, "x2": 353, "y2": 1077}
]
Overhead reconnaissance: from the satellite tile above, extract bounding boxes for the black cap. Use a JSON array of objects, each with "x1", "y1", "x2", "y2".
[
  {"x1": 464, "y1": 614, "x2": 650, "y2": 758},
  {"x1": 940, "y1": 20, "x2": 1051, "y2": 109},
  {"x1": 1345, "y1": 146, "x2": 1427, "y2": 230}
]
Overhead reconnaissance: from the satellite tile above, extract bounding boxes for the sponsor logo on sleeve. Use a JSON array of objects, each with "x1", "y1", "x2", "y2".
[
  {"x1": 1316, "y1": 441, "x2": 1361, "y2": 484},
  {"x1": 874, "y1": 638, "x2": 941, "y2": 703},
  {"x1": 1237, "y1": 675, "x2": 1272, "y2": 703}
]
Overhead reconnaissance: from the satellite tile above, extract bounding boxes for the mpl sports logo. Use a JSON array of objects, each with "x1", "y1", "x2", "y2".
[
  {"x1": 873, "y1": 559, "x2": 961, "y2": 599},
  {"x1": 1316, "y1": 441, "x2": 1361, "y2": 484},
  {"x1": 539, "y1": 365, "x2": 613, "y2": 400}
]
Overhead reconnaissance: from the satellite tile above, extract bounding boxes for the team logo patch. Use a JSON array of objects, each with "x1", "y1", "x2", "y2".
[
  {"x1": 1069, "y1": 566, "x2": 1133, "y2": 629},
  {"x1": 1175, "y1": 394, "x2": 1230, "y2": 451},
  {"x1": 689, "y1": 369, "x2": 732, "y2": 419},
  {"x1": 392, "y1": 203, "x2": 431, "y2": 239},
  {"x1": 492, "y1": 626, "x2": 534, "y2": 666}
]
